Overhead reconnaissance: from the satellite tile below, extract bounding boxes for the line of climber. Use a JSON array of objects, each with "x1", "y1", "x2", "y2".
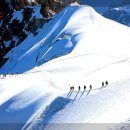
[
  {"x1": 70, "y1": 80, "x2": 108, "y2": 91},
  {"x1": 101, "y1": 80, "x2": 108, "y2": 89},
  {"x1": 67, "y1": 80, "x2": 108, "y2": 98}
]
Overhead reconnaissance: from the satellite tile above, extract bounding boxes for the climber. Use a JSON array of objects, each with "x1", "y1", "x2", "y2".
[
  {"x1": 105, "y1": 80, "x2": 108, "y2": 86},
  {"x1": 102, "y1": 82, "x2": 104, "y2": 88},
  {"x1": 70, "y1": 86, "x2": 74, "y2": 91},
  {"x1": 78, "y1": 86, "x2": 81, "y2": 91},
  {"x1": 84, "y1": 85, "x2": 86, "y2": 91},
  {"x1": 90, "y1": 84, "x2": 92, "y2": 90}
]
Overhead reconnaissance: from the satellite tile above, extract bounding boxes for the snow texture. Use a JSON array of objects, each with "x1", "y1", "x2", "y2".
[{"x1": 0, "y1": 5, "x2": 130, "y2": 130}]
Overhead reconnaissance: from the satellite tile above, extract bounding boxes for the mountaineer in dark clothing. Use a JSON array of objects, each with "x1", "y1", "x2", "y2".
[
  {"x1": 70, "y1": 86, "x2": 74, "y2": 91},
  {"x1": 105, "y1": 80, "x2": 108, "y2": 86},
  {"x1": 102, "y1": 82, "x2": 104, "y2": 88},
  {"x1": 78, "y1": 86, "x2": 81, "y2": 91},
  {"x1": 84, "y1": 85, "x2": 86, "y2": 91},
  {"x1": 90, "y1": 85, "x2": 92, "y2": 90}
]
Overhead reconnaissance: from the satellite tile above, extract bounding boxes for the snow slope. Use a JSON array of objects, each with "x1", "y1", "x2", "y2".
[
  {"x1": 1, "y1": 5, "x2": 130, "y2": 74},
  {"x1": 1, "y1": 5, "x2": 130, "y2": 130},
  {"x1": 43, "y1": 79, "x2": 130, "y2": 130}
]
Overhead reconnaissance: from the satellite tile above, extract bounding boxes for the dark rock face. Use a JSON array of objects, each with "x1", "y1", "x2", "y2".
[
  {"x1": 0, "y1": 0, "x2": 13, "y2": 19},
  {"x1": 0, "y1": 6, "x2": 46, "y2": 67},
  {"x1": 2, "y1": 0, "x2": 80, "y2": 11},
  {"x1": 40, "y1": 0, "x2": 80, "y2": 18},
  {"x1": 11, "y1": 0, "x2": 39, "y2": 10},
  {"x1": 0, "y1": 7, "x2": 34, "y2": 67}
]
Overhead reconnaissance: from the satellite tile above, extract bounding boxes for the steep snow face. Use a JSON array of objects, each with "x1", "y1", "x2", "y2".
[
  {"x1": 1, "y1": 5, "x2": 130, "y2": 74},
  {"x1": 1, "y1": 5, "x2": 130, "y2": 130}
]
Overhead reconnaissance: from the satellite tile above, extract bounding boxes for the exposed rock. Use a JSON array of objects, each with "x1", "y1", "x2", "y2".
[{"x1": 40, "y1": 0, "x2": 80, "y2": 18}]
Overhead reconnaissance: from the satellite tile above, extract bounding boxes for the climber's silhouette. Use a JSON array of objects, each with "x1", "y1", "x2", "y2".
[
  {"x1": 105, "y1": 80, "x2": 108, "y2": 86},
  {"x1": 79, "y1": 85, "x2": 86, "y2": 99},
  {"x1": 100, "y1": 82, "x2": 104, "y2": 90},
  {"x1": 67, "y1": 86, "x2": 74, "y2": 98},
  {"x1": 90, "y1": 84, "x2": 92, "y2": 90},
  {"x1": 78, "y1": 86, "x2": 81, "y2": 91},
  {"x1": 84, "y1": 85, "x2": 86, "y2": 91},
  {"x1": 73, "y1": 86, "x2": 80, "y2": 102},
  {"x1": 86, "y1": 84, "x2": 92, "y2": 96},
  {"x1": 70, "y1": 86, "x2": 74, "y2": 91},
  {"x1": 102, "y1": 82, "x2": 104, "y2": 87}
]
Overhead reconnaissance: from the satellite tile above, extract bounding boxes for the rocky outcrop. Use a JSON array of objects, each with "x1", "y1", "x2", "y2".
[
  {"x1": 0, "y1": 0, "x2": 13, "y2": 19},
  {"x1": 0, "y1": 0, "x2": 80, "y2": 17},
  {"x1": 40, "y1": 0, "x2": 80, "y2": 18}
]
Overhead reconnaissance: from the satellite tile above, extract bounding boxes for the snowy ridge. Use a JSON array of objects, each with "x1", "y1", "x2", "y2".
[
  {"x1": 0, "y1": 5, "x2": 130, "y2": 130},
  {"x1": 1, "y1": 5, "x2": 130, "y2": 74}
]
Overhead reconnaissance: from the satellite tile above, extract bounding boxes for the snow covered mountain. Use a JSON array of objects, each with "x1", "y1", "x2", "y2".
[
  {"x1": 1, "y1": 4, "x2": 130, "y2": 130},
  {"x1": 1, "y1": 0, "x2": 130, "y2": 69},
  {"x1": 0, "y1": 0, "x2": 79, "y2": 68},
  {"x1": 1, "y1": 3, "x2": 130, "y2": 74}
]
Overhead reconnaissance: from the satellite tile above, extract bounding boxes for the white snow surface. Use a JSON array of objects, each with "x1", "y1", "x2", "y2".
[{"x1": 0, "y1": 5, "x2": 130, "y2": 130}]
